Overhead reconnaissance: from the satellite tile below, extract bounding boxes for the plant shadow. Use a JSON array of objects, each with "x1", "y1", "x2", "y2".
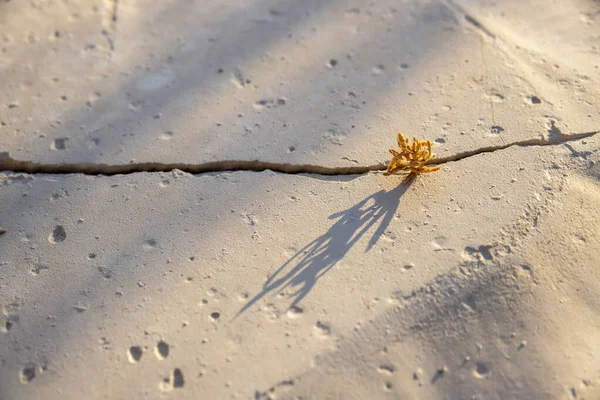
[{"x1": 238, "y1": 174, "x2": 415, "y2": 316}]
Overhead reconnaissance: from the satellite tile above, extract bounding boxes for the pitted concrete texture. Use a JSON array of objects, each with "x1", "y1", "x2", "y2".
[
  {"x1": 1, "y1": 0, "x2": 598, "y2": 165},
  {"x1": 2, "y1": 139, "x2": 600, "y2": 399},
  {"x1": 1, "y1": 0, "x2": 600, "y2": 399}
]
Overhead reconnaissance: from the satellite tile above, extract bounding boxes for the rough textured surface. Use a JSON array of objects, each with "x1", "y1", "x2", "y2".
[
  {"x1": 1, "y1": 0, "x2": 600, "y2": 399},
  {"x1": 2, "y1": 140, "x2": 600, "y2": 399},
  {"x1": 1, "y1": 0, "x2": 598, "y2": 165}
]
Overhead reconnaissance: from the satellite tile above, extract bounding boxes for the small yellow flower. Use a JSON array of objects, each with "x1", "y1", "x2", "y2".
[{"x1": 385, "y1": 132, "x2": 440, "y2": 175}]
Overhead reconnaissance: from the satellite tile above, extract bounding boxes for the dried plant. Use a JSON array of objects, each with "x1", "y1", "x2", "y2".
[{"x1": 385, "y1": 132, "x2": 440, "y2": 176}]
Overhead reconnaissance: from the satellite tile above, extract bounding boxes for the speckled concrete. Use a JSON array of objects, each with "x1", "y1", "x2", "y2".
[
  {"x1": 1, "y1": 0, "x2": 598, "y2": 166},
  {"x1": 1, "y1": 1, "x2": 600, "y2": 399}
]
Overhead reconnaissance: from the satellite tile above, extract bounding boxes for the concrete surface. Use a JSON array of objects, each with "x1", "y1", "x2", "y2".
[{"x1": 1, "y1": 0, "x2": 600, "y2": 399}]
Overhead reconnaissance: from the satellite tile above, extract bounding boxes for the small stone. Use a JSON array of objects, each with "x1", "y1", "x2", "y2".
[{"x1": 0, "y1": 227, "x2": 6, "y2": 235}]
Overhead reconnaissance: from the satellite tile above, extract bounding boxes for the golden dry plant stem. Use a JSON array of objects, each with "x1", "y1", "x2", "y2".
[{"x1": 384, "y1": 132, "x2": 441, "y2": 176}]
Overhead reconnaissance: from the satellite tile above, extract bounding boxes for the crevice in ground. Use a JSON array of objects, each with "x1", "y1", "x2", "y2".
[{"x1": 0, "y1": 129, "x2": 598, "y2": 177}]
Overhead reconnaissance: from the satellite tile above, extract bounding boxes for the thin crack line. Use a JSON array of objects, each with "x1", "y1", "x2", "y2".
[
  {"x1": 0, "y1": 130, "x2": 597, "y2": 176},
  {"x1": 429, "y1": 129, "x2": 598, "y2": 165}
]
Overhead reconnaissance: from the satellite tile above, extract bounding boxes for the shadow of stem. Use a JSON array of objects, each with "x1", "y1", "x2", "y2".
[{"x1": 237, "y1": 174, "x2": 416, "y2": 317}]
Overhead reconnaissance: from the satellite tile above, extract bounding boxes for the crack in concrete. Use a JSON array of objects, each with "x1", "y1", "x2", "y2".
[
  {"x1": 0, "y1": 130, "x2": 597, "y2": 176},
  {"x1": 430, "y1": 129, "x2": 598, "y2": 165}
]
